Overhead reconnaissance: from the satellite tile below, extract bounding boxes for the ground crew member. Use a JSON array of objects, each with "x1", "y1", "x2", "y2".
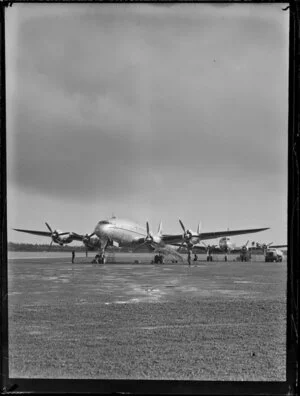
[{"x1": 188, "y1": 251, "x2": 191, "y2": 266}]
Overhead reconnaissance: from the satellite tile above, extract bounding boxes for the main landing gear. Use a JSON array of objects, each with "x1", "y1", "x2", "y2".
[
  {"x1": 154, "y1": 253, "x2": 164, "y2": 264},
  {"x1": 92, "y1": 240, "x2": 110, "y2": 264},
  {"x1": 92, "y1": 253, "x2": 107, "y2": 264}
]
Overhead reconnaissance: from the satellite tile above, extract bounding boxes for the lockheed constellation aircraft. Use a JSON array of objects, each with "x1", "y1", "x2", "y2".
[
  {"x1": 14, "y1": 216, "x2": 269, "y2": 264},
  {"x1": 193, "y1": 237, "x2": 253, "y2": 259},
  {"x1": 194, "y1": 239, "x2": 287, "y2": 262}
]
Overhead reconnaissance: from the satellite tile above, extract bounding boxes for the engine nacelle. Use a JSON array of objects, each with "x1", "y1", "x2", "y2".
[{"x1": 83, "y1": 236, "x2": 101, "y2": 249}]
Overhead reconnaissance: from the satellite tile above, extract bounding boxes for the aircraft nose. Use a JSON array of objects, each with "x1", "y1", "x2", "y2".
[
  {"x1": 94, "y1": 223, "x2": 102, "y2": 236},
  {"x1": 94, "y1": 221, "x2": 109, "y2": 236}
]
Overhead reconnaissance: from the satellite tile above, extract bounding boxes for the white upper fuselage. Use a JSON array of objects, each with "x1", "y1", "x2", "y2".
[{"x1": 94, "y1": 217, "x2": 149, "y2": 245}]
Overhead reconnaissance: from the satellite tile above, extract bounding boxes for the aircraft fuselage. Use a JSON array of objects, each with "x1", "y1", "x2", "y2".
[{"x1": 94, "y1": 218, "x2": 149, "y2": 246}]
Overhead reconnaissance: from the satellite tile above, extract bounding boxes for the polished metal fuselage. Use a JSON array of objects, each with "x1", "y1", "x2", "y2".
[{"x1": 94, "y1": 217, "x2": 149, "y2": 246}]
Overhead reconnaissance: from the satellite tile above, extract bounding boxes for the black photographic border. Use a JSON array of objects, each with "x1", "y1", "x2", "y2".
[{"x1": 0, "y1": 1, "x2": 298, "y2": 394}]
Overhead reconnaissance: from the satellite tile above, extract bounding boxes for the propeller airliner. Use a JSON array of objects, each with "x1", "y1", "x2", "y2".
[
  {"x1": 198, "y1": 237, "x2": 252, "y2": 255},
  {"x1": 14, "y1": 216, "x2": 270, "y2": 264}
]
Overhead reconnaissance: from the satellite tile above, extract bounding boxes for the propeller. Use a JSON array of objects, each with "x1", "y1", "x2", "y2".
[
  {"x1": 45, "y1": 222, "x2": 70, "y2": 250},
  {"x1": 82, "y1": 232, "x2": 95, "y2": 245},
  {"x1": 145, "y1": 221, "x2": 162, "y2": 245},
  {"x1": 241, "y1": 240, "x2": 249, "y2": 251},
  {"x1": 256, "y1": 242, "x2": 273, "y2": 250},
  {"x1": 179, "y1": 219, "x2": 193, "y2": 242},
  {"x1": 133, "y1": 221, "x2": 162, "y2": 252},
  {"x1": 82, "y1": 232, "x2": 96, "y2": 257},
  {"x1": 178, "y1": 219, "x2": 201, "y2": 251}
]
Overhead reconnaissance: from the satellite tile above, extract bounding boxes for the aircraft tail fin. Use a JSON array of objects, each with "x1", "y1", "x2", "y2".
[
  {"x1": 158, "y1": 221, "x2": 163, "y2": 236},
  {"x1": 197, "y1": 221, "x2": 202, "y2": 235}
]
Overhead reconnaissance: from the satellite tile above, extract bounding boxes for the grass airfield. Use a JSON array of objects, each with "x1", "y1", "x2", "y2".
[{"x1": 8, "y1": 253, "x2": 286, "y2": 381}]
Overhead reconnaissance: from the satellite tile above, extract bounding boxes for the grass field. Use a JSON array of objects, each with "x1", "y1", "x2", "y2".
[{"x1": 7, "y1": 254, "x2": 286, "y2": 381}]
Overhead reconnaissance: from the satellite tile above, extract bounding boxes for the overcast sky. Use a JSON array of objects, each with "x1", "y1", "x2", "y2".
[{"x1": 6, "y1": 3, "x2": 289, "y2": 245}]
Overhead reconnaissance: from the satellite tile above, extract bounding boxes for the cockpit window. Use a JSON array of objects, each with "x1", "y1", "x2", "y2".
[{"x1": 98, "y1": 220, "x2": 110, "y2": 225}]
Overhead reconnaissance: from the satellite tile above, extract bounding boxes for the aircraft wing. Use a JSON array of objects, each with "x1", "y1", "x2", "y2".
[
  {"x1": 271, "y1": 245, "x2": 287, "y2": 249},
  {"x1": 13, "y1": 228, "x2": 84, "y2": 241},
  {"x1": 162, "y1": 227, "x2": 269, "y2": 245},
  {"x1": 199, "y1": 227, "x2": 269, "y2": 241},
  {"x1": 161, "y1": 234, "x2": 187, "y2": 244},
  {"x1": 67, "y1": 232, "x2": 94, "y2": 242},
  {"x1": 13, "y1": 228, "x2": 52, "y2": 237}
]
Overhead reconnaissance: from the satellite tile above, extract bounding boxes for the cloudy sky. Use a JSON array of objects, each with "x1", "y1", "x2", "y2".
[{"x1": 6, "y1": 3, "x2": 289, "y2": 245}]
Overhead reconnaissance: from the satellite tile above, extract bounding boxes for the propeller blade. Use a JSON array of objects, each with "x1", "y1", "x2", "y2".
[
  {"x1": 146, "y1": 222, "x2": 150, "y2": 236},
  {"x1": 179, "y1": 219, "x2": 186, "y2": 233},
  {"x1": 58, "y1": 232, "x2": 70, "y2": 236},
  {"x1": 82, "y1": 232, "x2": 95, "y2": 244},
  {"x1": 45, "y1": 222, "x2": 52, "y2": 233},
  {"x1": 48, "y1": 241, "x2": 53, "y2": 252}
]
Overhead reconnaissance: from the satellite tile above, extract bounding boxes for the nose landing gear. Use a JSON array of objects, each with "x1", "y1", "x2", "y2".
[
  {"x1": 92, "y1": 253, "x2": 107, "y2": 264},
  {"x1": 154, "y1": 253, "x2": 164, "y2": 264}
]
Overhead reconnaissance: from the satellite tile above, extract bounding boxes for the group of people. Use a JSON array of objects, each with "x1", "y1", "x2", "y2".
[{"x1": 71, "y1": 250, "x2": 200, "y2": 265}]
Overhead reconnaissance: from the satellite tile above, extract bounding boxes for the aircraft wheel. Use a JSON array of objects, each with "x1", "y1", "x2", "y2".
[{"x1": 99, "y1": 255, "x2": 106, "y2": 264}]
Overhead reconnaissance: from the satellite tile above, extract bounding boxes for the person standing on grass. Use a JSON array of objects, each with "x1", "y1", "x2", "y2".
[{"x1": 72, "y1": 250, "x2": 75, "y2": 264}]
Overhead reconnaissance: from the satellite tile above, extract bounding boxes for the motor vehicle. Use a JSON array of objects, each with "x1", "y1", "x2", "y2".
[{"x1": 265, "y1": 248, "x2": 284, "y2": 262}]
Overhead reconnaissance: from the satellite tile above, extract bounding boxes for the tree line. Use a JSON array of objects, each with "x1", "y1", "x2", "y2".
[
  {"x1": 7, "y1": 242, "x2": 86, "y2": 252},
  {"x1": 7, "y1": 242, "x2": 136, "y2": 252}
]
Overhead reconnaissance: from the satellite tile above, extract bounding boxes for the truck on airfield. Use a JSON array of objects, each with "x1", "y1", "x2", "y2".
[{"x1": 265, "y1": 248, "x2": 284, "y2": 262}]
